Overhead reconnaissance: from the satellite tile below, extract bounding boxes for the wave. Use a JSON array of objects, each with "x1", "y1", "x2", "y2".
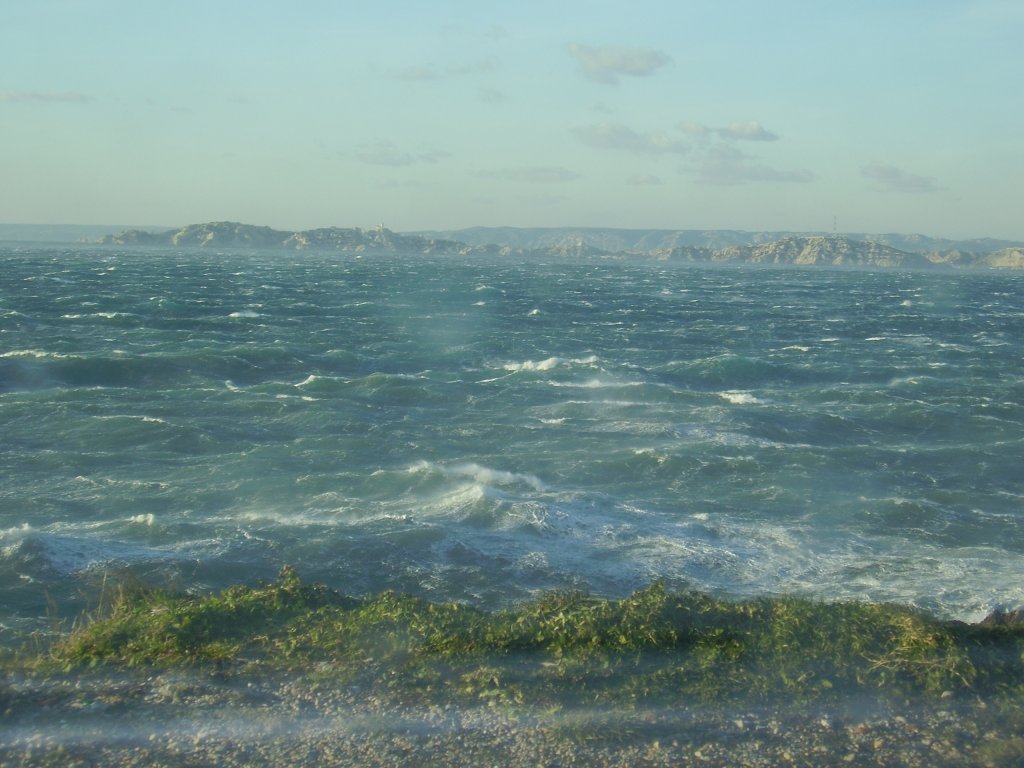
[
  {"x1": 0, "y1": 349, "x2": 75, "y2": 360},
  {"x1": 61, "y1": 312, "x2": 136, "y2": 320},
  {"x1": 656, "y1": 353, "x2": 814, "y2": 389},
  {"x1": 1, "y1": 529, "x2": 180, "y2": 576},
  {"x1": 502, "y1": 355, "x2": 600, "y2": 373},
  {"x1": 2, "y1": 248, "x2": 1024, "y2": 625},
  {"x1": 292, "y1": 371, "x2": 443, "y2": 405},
  {"x1": 407, "y1": 460, "x2": 546, "y2": 493}
]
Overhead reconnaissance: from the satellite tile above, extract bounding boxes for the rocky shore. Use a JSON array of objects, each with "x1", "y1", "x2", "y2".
[
  {"x1": 5, "y1": 574, "x2": 1024, "y2": 766},
  {"x1": 1, "y1": 667, "x2": 1017, "y2": 767}
]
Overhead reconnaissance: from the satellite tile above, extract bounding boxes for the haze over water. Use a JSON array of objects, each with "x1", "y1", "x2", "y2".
[{"x1": 2, "y1": 245, "x2": 1024, "y2": 643}]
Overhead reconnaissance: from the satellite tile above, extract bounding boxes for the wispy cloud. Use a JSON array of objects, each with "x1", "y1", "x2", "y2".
[
  {"x1": 687, "y1": 145, "x2": 815, "y2": 185},
  {"x1": 862, "y1": 162, "x2": 942, "y2": 193},
  {"x1": 574, "y1": 122, "x2": 689, "y2": 155},
  {"x1": 0, "y1": 91, "x2": 92, "y2": 104},
  {"x1": 626, "y1": 174, "x2": 663, "y2": 186},
  {"x1": 447, "y1": 58, "x2": 497, "y2": 76},
  {"x1": 356, "y1": 141, "x2": 451, "y2": 166},
  {"x1": 387, "y1": 65, "x2": 441, "y2": 82},
  {"x1": 566, "y1": 43, "x2": 671, "y2": 84},
  {"x1": 575, "y1": 115, "x2": 808, "y2": 186},
  {"x1": 666, "y1": 119, "x2": 809, "y2": 184},
  {"x1": 440, "y1": 23, "x2": 507, "y2": 41},
  {"x1": 677, "y1": 120, "x2": 778, "y2": 142},
  {"x1": 386, "y1": 58, "x2": 496, "y2": 82},
  {"x1": 716, "y1": 121, "x2": 778, "y2": 141},
  {"x1": 676, "y1": 121, "x2": 713, "y2": 139},
  {"x1": 478, "y1": 166, "x2": 581, "y2": 183}
]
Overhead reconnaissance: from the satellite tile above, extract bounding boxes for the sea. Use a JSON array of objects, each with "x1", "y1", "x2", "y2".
[{"x1": 2, "y1": 244, "x2": 1023, "y2": 646}]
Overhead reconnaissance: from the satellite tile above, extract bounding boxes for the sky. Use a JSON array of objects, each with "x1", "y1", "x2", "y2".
[{"x1": 2, "y1": 1, "x2": 1022, "y2": 239}]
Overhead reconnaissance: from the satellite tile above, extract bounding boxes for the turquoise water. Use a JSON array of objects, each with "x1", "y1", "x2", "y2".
[{"x1": 2, "y1": 246, "x2": 1023, "y2": 641}]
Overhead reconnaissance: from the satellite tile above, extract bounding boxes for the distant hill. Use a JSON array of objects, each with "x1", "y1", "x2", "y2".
[
  {"x1": 981, "y1": 247, "x2": 1024, "y2": 268},
  {"x1": 710, "y1": 236, "x2": 934, "y2": 269},
  {"x1": 415, "y1": 227, "x2": 1024, "y2": 265},
  {"x1": 96, "y1": 221, "x2": 497, "y2": 255},
  {"x1": 97, "y1": 221, "x2": 566, "y2": 258},
  {"x1": 88, "y1": 222, "x2": 1024, "y2": 269}
]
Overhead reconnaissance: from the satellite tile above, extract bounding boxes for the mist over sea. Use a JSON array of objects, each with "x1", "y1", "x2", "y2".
[{"x1": 2, "y1": 245, "x2": 1023, "y2": 642}]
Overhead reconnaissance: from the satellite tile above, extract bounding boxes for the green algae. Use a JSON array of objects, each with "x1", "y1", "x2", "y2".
[{"x1": 32, "y1": 568, "x2": 1024, "y2": 709}]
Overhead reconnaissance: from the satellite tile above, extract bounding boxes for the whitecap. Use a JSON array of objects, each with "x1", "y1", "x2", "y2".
[
  {"x1": 1, "y1": 523, "x2": 34, "y2": 552},
  {"x1": 228, "y1": 310, "x2": 261, "y2": 318},
  {"x1": 503, "y1": 354, "x2": 602, "y2": 374},
  {"x1": 406, "y1": 460, "x2": 546, "y2": 493},
  {"x1": 0, "y1": 349, "x2": 72, "y2": 359},
  {"x1": 504, "y1": 357, "x2": 564, "y2": 372},
  {"x1": 60, "y1": 311, "x2": 132, "y2": 319},
  {"x1": 550, "y1": 378, "x2": 639, "y2": 389},
  {"x1": 719, "y1": 391, "x2": 763, "y2": 405}
]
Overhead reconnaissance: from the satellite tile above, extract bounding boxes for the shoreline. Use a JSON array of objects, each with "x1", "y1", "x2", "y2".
[
  {"x1": 1, "y1": 667, "x2": 1013, "y2": 767},
  {"x1": 4, "y1": 571, "x2": 1024, "y2": 765}
]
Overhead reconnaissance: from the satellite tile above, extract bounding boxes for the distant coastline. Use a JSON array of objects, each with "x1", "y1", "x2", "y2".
[
  {"x1": 4, "y1": 221, "x2": 1024, "y2": 268},
  {"x1": 0, "y1": 223, "x2": 172, "y2": 244}
]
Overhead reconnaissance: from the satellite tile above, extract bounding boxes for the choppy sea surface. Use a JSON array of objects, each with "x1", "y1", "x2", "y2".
[{"x1": 2, "y1": 245, "x2": 1023, "y2": 642}]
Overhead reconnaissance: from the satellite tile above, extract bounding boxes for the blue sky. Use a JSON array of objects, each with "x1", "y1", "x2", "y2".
[{"x1": 2, "y1": 1, "x2": 1021, "y2": 238}]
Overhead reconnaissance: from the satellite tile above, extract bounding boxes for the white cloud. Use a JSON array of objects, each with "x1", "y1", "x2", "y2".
[
  {"x1": 356, "y1": 141, "x2": 450, "y2": 166},
  {"x1": 574, "y1": 122, "x2": 689, "y2": 155},
  {"x1": 566, "y1": 43, "x2": 672, "y2": 84},
  {"x1": 478, "y1": 166, "x2": 581, "y2": 183},
  {"x1": 0, "y1": 91, "x2": 92, "y2": 103},
  {"x1": 862, "y1": 162, "x2": 942, "y2": 193}
]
